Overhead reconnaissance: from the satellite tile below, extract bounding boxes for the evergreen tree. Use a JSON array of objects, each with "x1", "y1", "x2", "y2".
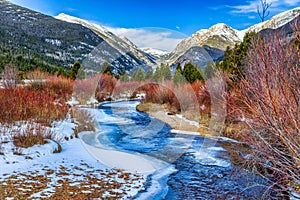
[
  {"x1": 204, "y1": 62, "x2": 217, "y2": 79},
  {"x1": 69, "y1": 61, "x2": 81, "y2": 80},
  {"x1": 101, "y1": 61, "x2": 113, "y2": 75},
  {"x1": 56, "y1": 68, "x2": 63, "y2": 77},
  {"x1": 145, "y1": 70, "x2": 153, "y2": 80},
  {"x1": 120, "y1": 70, "x2": 129, "y2": 82},
  {"x1": 176, "y1": 64, "x2": 182, "y2": 73},
  {"x1": 161, "y1": 64, "x2": 172, "y2": 81},
  {"x1": 173, "y1": 68, "x2": 185, "y2": 85},
  {"x1": 132, "y1": 67, "x2": 145, "y2": 81},
  {"x1": 182, "y1": 63, "x2": 204, "y2": 83},
  {"x1": 218, "y1": 32, "x2": 255, "y2": 82},
  {"x1": 152, "y1": 66, "x2": 162, "y2": 82},
  {"x1": 76, "y1": 67, "x2": 86, "y2": 79}
]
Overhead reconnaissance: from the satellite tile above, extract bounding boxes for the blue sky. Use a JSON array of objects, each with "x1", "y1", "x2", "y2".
[{"x1": 9, "y1": 0, "x2": 300, "y2": 51}]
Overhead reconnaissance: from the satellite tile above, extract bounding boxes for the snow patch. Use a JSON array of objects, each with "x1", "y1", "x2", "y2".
[
  {"x1": 192, "y1": 150, "x2": 230, "y2": 168},
  {"x1": 45, "y1": 38, "x2": 62, "y2": 46},
  {"x1": 176, "y1": 114, "x2": 199, "y2": 127}
]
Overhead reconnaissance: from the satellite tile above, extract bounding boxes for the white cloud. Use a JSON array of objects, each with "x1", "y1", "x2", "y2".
[
  {"x1": 248, "y1": 15, "x2": 257, "y2": 19},
  {"x1": 230, "y1": 0, "x2": 300, "y2": 14},
  {"x1": 106, "y1": 27, "x2": 186, "y2": 52},
  {"x1": 284, "y1": 0, "x2": 300, "y2": 6}
]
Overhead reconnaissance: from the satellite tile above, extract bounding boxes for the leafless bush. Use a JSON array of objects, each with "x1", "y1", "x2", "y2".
[
  {"x1": 1, "y1": 64, "x2": 19, "y2": 88},
  {"x1": 236, "y1": 29, "x2": 300, "y2": 195},
  {"x1": 13, "y1": 123, "x2": 59, "y2": 149},
  {"x1": 71, "y1": 109, "x2": 96, "y2": 138}
]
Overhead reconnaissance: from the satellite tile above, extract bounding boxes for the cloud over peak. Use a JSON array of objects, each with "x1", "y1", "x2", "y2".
[{"x1": 106, "y1": 27, "x2": 186, "y2": 52}]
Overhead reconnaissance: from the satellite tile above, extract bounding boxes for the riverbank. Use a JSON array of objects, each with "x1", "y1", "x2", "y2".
[
  {"x1": 0, "y1": 112, "x2": 146, "y2": 199},
  {"x1": 136, "y1": 102, "x2": 243, "y2": 141},
  {"x1": 136, "y1": 102, "x2": 216, "y2": 136}
]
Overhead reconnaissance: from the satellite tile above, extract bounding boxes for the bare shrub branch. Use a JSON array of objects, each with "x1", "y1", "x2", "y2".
[
  {"x1": 236, "y1": 27, "x2": 300, "y2": 194},
  {"x1": 1, "y1": 64, "x2": 19, "y2": 88},
  {"x1": 257, "y1": 0, "x2": 272, "y2": 22}
]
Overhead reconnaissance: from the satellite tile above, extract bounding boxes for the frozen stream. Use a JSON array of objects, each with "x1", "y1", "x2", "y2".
[{"x1": 80, "y1": 100, "x2": 270, "y2": 199}]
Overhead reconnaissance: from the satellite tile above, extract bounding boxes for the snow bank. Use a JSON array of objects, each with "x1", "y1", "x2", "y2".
[{"x1": 80, "y1": 141, "x2": 167, "y2": 175}]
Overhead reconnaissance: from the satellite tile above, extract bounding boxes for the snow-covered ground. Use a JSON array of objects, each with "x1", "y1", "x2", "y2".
[{"x1": 0, "y1": 113, "x2": 145, "y2": 199}]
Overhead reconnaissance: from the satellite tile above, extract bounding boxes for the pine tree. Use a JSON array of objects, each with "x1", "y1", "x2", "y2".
[
  {"x1": 56, "y1": 68, "x2": 63, "y2": 77},
  {"x1": 145, "y1": 70, "x2": 153, "y2": 80},
  {"x1": 218, "y1": 32, "x2": 255, "y2": 82},
  {"x1": 176, "y1": 64, "x2": 182, "y2": 73},
  {"x1": 182, "y1": 63, "x2": 204, "y2": 83},
  {"x1": 152, "y1": 66, "x2": 162, "y2": 82},
  {"x1": 120, "y1": 70, "x2": 129, "y2": 82},
  {"x1": 101, "y1": 61, "x2": 113, "y2": 75},
  {"x1": 76, "y1": 67, "x2": 86, "y2": 79},
  {"x1": 132, "y1": 67, "x2": 145, "y2": 81},
  {"x1": 161, "y1": 64, "x2": 172, "y2": 81},
  {"x1": 204, "y1": 62, "x2": 217, "y2": 79},
  {"x1": 173, "y1": 68, "x2": 185, "y2": 85},
  {"x1": 69, "y1": 61, "x2": 81, "y2": 80}
]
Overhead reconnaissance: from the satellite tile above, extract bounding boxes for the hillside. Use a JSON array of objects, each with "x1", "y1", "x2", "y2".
[
  {"x1": 0, "y1": 1, "x2": 154, "y2": 74},
  {"x1": 0, "y1": 0, "x2": 102, "y2": 68},
  {"x1": 55, "y1": 14, "x2": 156, "y2": 73}
]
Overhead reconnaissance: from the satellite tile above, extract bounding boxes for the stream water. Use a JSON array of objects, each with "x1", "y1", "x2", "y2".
[{"x1": 81, "y1": 100, "x2": 271, "y2": 199}]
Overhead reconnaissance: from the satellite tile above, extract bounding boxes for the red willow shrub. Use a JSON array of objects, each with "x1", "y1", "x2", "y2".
[
  {"x1": 0, "y1": 75, "x2": 72, "y2": 125},
  {"x1": 95, "y1": 74, "x2": 118, "y2": 101},
  {"x1": 44, "y1": 76, "x2": 74, "y2": 101},
  {"x1": 131, "y1": 80, "x2": 210, "y2": 115},
  {"x1": 73, "y1": 75, "x2": 99, "y2": 103},
  {"x1": 0, "y1": 87, "x2": 70, "y2": 125},
  {"x1": 112, "y1": 81, "x2": 145, "y2": 99},
  {"x1": 138, "y1": 83, "x2": 180, "y2": 111},
  {"x1": 234, "y1": 31, "x2": 300, "y2": 195}
]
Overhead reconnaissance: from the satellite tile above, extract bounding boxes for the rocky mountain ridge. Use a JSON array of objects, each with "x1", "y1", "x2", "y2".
[{"x1": 166, "y1": 7, "x2": 300, "y2": 67}]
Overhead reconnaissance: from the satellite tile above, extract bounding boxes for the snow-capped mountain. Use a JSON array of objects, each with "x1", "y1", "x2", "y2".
[
  {"x1": 165, "y1": 7, "x2": 300, "y2": 66},
  {"x1": 141, "y1": 48, "x2": 169, "y2": 59},
  {"x1": 173, "y1": 23, "x2": 241, "y2": 55},
  {"x1": 243, "y1": 7, "x2": 300, "y2": 36},
  {"x1": 0, "y1": 0, "x2": 103, "y2": 68},
  {"x1": 164, "y1": 23, "x2": 240, "y2": 65},
  {"x1": 0, "y1": 1, "x2": 155, "y2": 75},
  {"x1": 55, "y1": 14, "x2": 156, "y2": 71}
]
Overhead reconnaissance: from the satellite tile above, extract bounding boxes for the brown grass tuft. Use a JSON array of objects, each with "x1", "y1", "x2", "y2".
[{"x1": 71, "y1": 109, "x2": 96, "y2": 138}]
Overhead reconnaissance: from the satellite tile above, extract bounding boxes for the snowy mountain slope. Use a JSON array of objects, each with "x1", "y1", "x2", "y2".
[
  {"x1": 0, "y1": 0, "x2": 104, "y2": 68},
  {"x1": 0, "y1": 1, "x2": 154, "y2": 74},
  {"x1": 165, "y1": 7, "x2": 300, "y2": 66},
  {"x1": 242, "y1": 7, "x2": 300, "y2": 37},
  {"x1": 171, "y1": 46, "x2": 224, "y2": 69},
  {"x1": 55, "y1": 14, "x2": 156, "y2": 69},
  {"x1": 141, "y1": 48, "x2": 169, "y2": 59},
  {"x1": 163, "y1": 23, "x2": 241, "y2": 65},
  {"x1": 173, "y1": 23, "x2": 241, "y2": 54}
]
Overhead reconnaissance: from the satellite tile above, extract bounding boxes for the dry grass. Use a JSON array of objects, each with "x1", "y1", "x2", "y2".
[
  {"x1": 13, "y1": 124, "x2": 57, "y2": 149},
  {"x1": 0, "y1": 164, "x2": 144, "y2": 199},
  {"x1": 71, "y1": 109, "x2": 96, "y2": 138}
]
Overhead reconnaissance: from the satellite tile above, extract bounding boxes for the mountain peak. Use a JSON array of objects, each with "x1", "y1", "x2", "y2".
[
  {"x1": 209, "y1": 23, "x2": 230, "y2": 30},
  {"x1": 240, "y1": 7, "x2": 300, "y2": 38},
  {"x1": 55, "y1": 13, "x2": 113, "y2": 37},
  {"x1": 55, "y1": 13, "x2": 157, "y2": 71}
]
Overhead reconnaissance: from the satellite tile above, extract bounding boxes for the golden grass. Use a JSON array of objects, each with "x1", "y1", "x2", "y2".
[{"x1": 0, "y1": 163, "x2": 144, "y2": 199}]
